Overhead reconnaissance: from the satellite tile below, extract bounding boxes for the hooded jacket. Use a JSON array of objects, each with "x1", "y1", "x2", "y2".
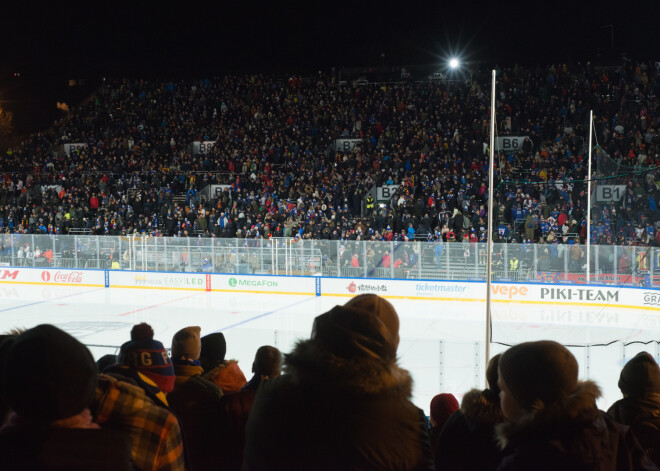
[
  {"x1": 608, "y1": 394, "x2": 660, "y2": 466},
  {"x1": 495, "y1": 381, "x2": 657, "y2": 471},
  {"x1": 243, "y1": 338, "x2": 434, "y2": 471},
  {"x1": 434, "y1": 388, "x2": 505, "y2": 471}
]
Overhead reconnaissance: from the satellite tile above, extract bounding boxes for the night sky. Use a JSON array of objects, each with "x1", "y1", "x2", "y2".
[{"x1": 1, "y1": 1, "x2": 658, "y2": 133}]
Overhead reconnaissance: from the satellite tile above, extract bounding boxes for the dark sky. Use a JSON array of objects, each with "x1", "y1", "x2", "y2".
[
  {"x1": 1, "y1": 1, "x2": 658, "y2": 133},
  {"x1": 3, "y1": 0, "x2": 659, "y2": 78}
]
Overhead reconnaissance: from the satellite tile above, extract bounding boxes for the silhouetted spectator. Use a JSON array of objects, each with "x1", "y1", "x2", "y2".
[
  {"x1": 0, "y1": 325, "x2": 133, "y2": 470},
  {"x1": 608, "y1": 352, "x2": 660, "y2": 466},
  {"x1": 434, "y1": 354, "x2": 505, "y2": 471},
  {"x1": 200, "y1": 332, "x2": 247, "y2": 393},
  {"x1": 167, "y1": 326, "x2": 224, "y2": 471},
  {"x1": 244, "y1": 294, "x2": 434, "y2": 470},
  {"x1": 496, "y1": 340, "x2": 657, "y2": 470}
]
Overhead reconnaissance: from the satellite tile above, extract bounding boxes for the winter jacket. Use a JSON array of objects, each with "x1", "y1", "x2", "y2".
[
  {"x1": 215, "y1": 379, "x2": 260, "y2": 471},
  {"x1": 203, "y1": 360, "x2": 247, "y2": 393},
  {"x1": 496, "y1": 381, "x2": 658, "y2": 471},
  {"x1": 434, "y1": 388, "x2": 505, "y2": 471},
  {"x1": 93, "y1": 374, "x2": 185, "y2": 471},
  {"x1": 243, "y1": 339, "x2": 435, "y2": 471},
  {"x1": 0, "y1": 418, "x2": 134, "y2": 471},
  {"x1": 608, "y1": 394, "x2": 660, "y2": 466},
  {"x1": 168, "y1": 363, "x2": 224, "y2": 471}
]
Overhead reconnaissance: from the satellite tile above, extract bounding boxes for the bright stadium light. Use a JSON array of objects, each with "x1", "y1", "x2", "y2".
[{"x1": 449, "y1": 58, "x2": 460, "y2": 69}]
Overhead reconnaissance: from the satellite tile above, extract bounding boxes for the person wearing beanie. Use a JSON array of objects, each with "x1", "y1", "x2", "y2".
[
  {"x1": 496, "y1": 341, "x2": 657, "y2": 471},
  {"x1": 429, "y1": 393, "x2": 459, "y2": 431},
  {"x1": 244, "y1": 294, "x2": 434, "y2": 471},
  {"x1": 200, "y1": 331, "x2": 247, "y2": 393},
  {"x1": 104, "y1": 322, "x2": 175, "y2": 408},
  {"x1": 167, "y1": 326, "x2": 224, "y2": 471},
  {"x1": 608, "y1": 352, "x2": 660, "y2": 466},
  {"x1": 0, "y1": 325, "x2": 133, "y2": 471},
  {"x1": 434, "y1": 354, "x2": 506, "y2": 471}
]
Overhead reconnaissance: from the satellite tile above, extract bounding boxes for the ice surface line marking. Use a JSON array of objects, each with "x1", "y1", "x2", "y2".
[
  {"x1": 0, "y1": 287, "x2": 105, "y2": 314},
  {"x1": 118, "y1": 291, "x2": 206, "y2": 316},
  {"x1": 213, "y1": 297, "x2": 315, "y2": 332}
]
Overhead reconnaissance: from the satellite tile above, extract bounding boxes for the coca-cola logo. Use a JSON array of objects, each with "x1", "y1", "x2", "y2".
[{"x1": 42, "y1": 271, "x2": 84, "y2": 283}]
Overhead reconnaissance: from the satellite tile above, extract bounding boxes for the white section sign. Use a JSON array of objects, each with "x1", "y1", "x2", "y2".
[
  {"x1": 596, "y1": 185, "x2": 626, "y2": 202},
  {"x1": 333, "y1": 139, "x2": 362, "y2": 152},
  {"x1": 191, "y1": 141, "x2": 218, "y2": 154},
  {"x1": 377, "y1": 185, "x2": 400, "y2": 201},
  {"x1": 64, "y1": 143, "x2": 88, "y2": 155},
  {"x1": 495, "y1": 136, "x2": 528, "y2": 153}
]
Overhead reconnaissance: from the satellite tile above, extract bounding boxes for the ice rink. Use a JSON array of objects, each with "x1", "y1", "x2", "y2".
[{"x1": 0, "y1": 283, "x2": 659, "y2": 413}]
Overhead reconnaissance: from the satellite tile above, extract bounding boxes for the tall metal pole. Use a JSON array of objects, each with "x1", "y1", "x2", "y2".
[
  {"x1": 587, "y1": 110, "x2": 593, "y2": 284},
  {"x1": 485, "y1": 70, "x2": 496, "y2": 372}
]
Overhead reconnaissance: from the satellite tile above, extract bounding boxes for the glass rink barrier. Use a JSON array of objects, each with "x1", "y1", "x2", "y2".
[{"x1": 0, "y1": 233, "x2": 657, "y2": 287}]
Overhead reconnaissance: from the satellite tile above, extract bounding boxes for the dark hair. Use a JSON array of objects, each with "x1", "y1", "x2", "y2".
[{"x1": 253, "y1": 346, "x2": 283, "y2": 378}]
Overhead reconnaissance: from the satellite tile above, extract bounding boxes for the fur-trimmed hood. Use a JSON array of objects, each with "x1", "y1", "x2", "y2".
[
  {"x1": 461, "y1": 388, "x2": 503, "y2": 427},
  {"x1": 284, "y1": 338, "x2": 413, "y2": 396},
  {"x1": 496, "y1": 380, "x2": 601, "y2": 451}
]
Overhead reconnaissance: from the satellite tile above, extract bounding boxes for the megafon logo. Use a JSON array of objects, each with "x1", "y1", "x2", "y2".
[
  {"x1": 347, "y1": 282, "x2": 357, "y2": 293},
  {"x1": 41, "y1": 271, "x2": 51, "y2": 282},
  {"x1": 228, "y1": 278, "x2": 238, "y2": 287},
  {"x1": 0, "y1": 270, "x2": 19, "y2": 280}
]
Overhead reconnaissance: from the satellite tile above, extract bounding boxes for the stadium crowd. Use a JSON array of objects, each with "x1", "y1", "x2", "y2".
[
  {"x1": 0, "y1": 61, "x2": 658, "y2": 248},
  {"x1": 0, "y1": 294, "x2": 658, "y2": 470}
]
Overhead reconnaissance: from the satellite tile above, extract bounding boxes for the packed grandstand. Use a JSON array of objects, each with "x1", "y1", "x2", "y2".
[{"x1": 0, "y1": 61, "x2": 658, "y2": 248}]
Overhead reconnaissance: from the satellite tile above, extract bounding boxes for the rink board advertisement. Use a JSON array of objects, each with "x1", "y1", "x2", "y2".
[
  {"x1": 0, "y1": 267, "x2": 104, "y2": 287},
  {"x1": 109, "y1": 270, "x2": 208, "y2": 291},
  {"x1": 0, "y1": 267, "x2": 658, "y2": 309},
  {"x1": 210, "y1": 274, "x2": 316, "y2": 295}
]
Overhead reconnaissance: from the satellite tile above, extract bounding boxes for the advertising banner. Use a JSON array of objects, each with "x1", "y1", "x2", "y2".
[
  {"x1": 211, "y1": 274, "x2": 315, "y2": 295},
  {"x1": 109, "y1": 270, "x2": 207, "y2": 290},
  {"x1": 0, "y1": 267, "x2": 104, "y2": 287}
]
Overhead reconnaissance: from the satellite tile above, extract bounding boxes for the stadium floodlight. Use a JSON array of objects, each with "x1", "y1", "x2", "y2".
[{"x1": 449, "y1": 58, "x2": 460, "y2": 69}]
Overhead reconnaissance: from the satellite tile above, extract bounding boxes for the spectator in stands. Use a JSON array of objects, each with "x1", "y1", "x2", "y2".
[
  {"x1": 218, "y1": 345, "x2": 283, "y2": 471},
  {"x1": 428, "y1": 392, "x2": 459, "y2": 435},
  {"x1": 434, "y1": 354, "x2": 505, "y2": 471},
  {"x1": 94, "y1": 373, "x2": 185, "y2": 471},
  {"x1": 608, "y1": 352, "x2": 660, "y2": 466},
  {"x1": 243, "y1": 294, "x2": 434, "y2": 470},
  {"x1": 200, "y1": 332, "x2": 247, "y2": 393},
  {"x1": 104, "y1": 323, "x2": 175, "y2": 407},
  {"x1": 0, "y1": 325, "x2": 133, "y2": 470},
  {"x1": 496, "y1": 340, "x2": 657, "y2": 470},
  {"x1": 167, "y1": 326, "x2": 224, "y2": 471}
]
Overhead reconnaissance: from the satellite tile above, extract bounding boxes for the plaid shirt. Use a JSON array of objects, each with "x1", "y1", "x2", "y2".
[{"x1": 94, "y1": 374, "x2": 185, "y2": 471}]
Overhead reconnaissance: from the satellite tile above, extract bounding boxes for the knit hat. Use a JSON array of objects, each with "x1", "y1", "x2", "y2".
[
  {"x1": 311, "y1": 295, "x2": 399, "y2": 362},
  {"x1": 498, "y1": 340, "x2": 578, "y2": 410},
  {"x1": 200, "y1": 332, "x2": 227, "y2": 369},
  {"x1": 430, "y1": 393, "x2": 459, "y2": 429},
  {"x1": 118, "y1": 323, "x2": 175, "y2": 393},
  {"x1": 0, "y1": 324, "x2": 97, "y2": 421},
  {"x1": 618, "y1": 352, "x2": 660, "y2": 398},
  {"x1": 344, "y1": 294, "x2": 399, "y2": 348},
  {"x1": 171, "y1": 326, "x2": 202, "y2": 361}
]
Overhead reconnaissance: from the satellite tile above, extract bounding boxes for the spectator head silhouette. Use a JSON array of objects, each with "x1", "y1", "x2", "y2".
[
  {"x1": 252, "y1": 345, "x2": 283, "y2": 379},
  {"x1": 618, "y1": 351, "x2": 660, "y2": 398},
  {"x1": 498, "y1": 340, "x2": 578, "y2": 420},
  {"x1": 200, "y1": 332, "x2": 227, "y2": 371},
  {"x1": 0, "y1": 324, "x2": 97, "y2": 421},
  {"x1": 311, "y1": 294, "x2": 400, "y2": 363}
]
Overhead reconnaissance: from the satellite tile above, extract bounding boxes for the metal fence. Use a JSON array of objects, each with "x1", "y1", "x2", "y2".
[{"x1": 0, "y1": 233, "x2": 656, "y2": 286}]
